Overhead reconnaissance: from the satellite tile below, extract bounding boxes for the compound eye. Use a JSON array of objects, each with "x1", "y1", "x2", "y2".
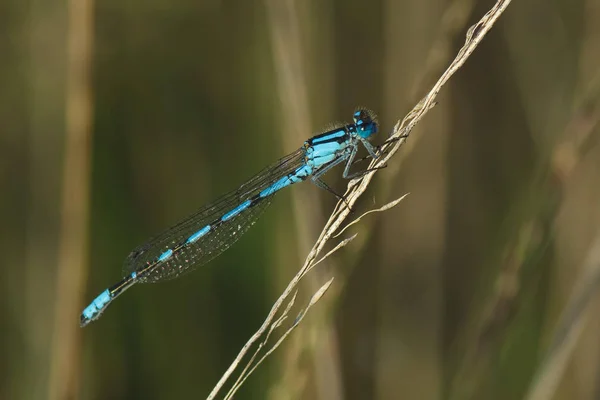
[
  {"x1": 353, "y1": 110, "x2": 364, "y2": 124},
  {"x1": 353, "y1": 109, "x2": 372, "y2": 126}
]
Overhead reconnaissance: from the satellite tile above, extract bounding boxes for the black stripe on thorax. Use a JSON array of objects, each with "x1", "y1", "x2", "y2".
[{"x1": 308, "y1": 126, "x2": 351, "y2": 146}]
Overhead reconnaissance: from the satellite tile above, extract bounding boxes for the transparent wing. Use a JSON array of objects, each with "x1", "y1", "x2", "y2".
[{"x1": 124, "y1": 148, "x2": 306, "y2": 283}]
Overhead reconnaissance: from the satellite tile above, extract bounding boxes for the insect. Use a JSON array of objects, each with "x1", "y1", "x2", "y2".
[{"x1": 81, "y1": 109, "x2": 380, "y2": 326}]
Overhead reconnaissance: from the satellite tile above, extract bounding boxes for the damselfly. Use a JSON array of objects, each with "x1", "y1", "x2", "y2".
[{"x1": 81, "y1": 109, "x2": 381, "y2": 326}]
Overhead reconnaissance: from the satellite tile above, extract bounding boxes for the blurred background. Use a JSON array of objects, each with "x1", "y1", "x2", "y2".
[{"x1": 2, "y1": 0, "x2": 600, "y2": 399}]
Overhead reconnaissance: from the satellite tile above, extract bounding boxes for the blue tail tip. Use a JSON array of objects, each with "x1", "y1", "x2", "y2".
[{"x1": 80, "y1": 289, "x2": 111, "y2": 327}]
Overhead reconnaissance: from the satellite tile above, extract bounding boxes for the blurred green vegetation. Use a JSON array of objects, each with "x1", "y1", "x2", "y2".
[{"x1": 1, "y1": 0, "x2": 600, "y2": 399}]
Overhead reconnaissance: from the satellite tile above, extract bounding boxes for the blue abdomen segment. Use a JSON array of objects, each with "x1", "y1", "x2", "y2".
[
  {"x1": 158, "y1": 249, "x2": 174, "y2": 262},
  {"x1": 80, "y1": 273, "x2": 138, "y2": 327},
  {"x1": 222, "y1": 200, "x2": 252, "y2": 221},
  {"x1": 259, "y1": 164, "x2": 313, "y2": 198},
  {"x1": 186, "y1": 225, "x2": 211, "y2": 244},
  {"x1": 81, "y1": 289, "x2": 111, "y2": 326}
]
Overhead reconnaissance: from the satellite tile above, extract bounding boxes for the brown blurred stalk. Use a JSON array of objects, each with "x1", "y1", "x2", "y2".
[
  {"x1": 448, "y1": 4, "x2": 600, "y2": 397},
  {"x1": 48, "y1": 0, "x2": 94, "y2": 399},
  {"x1": 264, "y1": 0, "x2": 342, "y2": 398}
]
